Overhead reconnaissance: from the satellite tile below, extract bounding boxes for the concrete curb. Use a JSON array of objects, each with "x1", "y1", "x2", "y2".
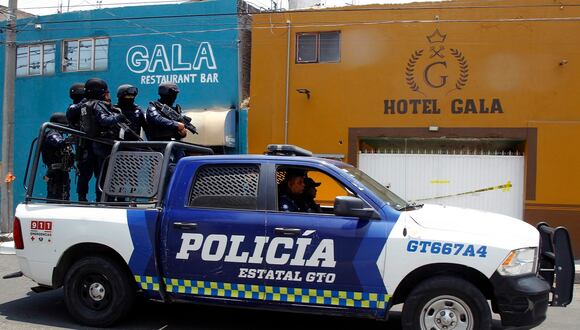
[{"x1": 0, "y1": 241, "x2": 15, "y2": 255}]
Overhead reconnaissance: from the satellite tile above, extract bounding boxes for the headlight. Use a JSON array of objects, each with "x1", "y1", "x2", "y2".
[{"x1": 497, "y1": 247, "x2": 537, "y2": 276}]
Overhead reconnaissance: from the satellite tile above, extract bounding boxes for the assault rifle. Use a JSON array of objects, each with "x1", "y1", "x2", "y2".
[
  {"x1": 110, "y1": 106, "x2": 143, "y2": 141},
  {"x1": 157, "y1": 103, "x2": 198, "y2": 135},
  {"x1": 62, "y1": 142, "x2": 76, "y2": 172}
]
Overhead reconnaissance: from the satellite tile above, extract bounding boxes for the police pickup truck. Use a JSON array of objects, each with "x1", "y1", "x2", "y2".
[{"x1": 5, "y1": 123, "x2": 575, "y2": 329}]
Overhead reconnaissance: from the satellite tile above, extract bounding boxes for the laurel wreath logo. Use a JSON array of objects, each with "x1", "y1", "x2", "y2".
[
  {"x1": 450, "y1": 48, "x2": 469, "y2": 92},
  {"x1": 405, "y1": 49, "x2": 425, "y2": 95}
]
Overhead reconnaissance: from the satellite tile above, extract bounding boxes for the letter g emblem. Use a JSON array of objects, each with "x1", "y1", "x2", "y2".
[{"x1": 423, "y1": 61, "x2": 448, "y2": 88}]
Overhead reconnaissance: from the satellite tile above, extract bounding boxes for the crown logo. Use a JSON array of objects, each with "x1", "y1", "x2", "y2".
[
  {"x1": 405, "y1": 29, "x2": 469, "y2": 95},
  {"x1": 427, "y1": 29, "x2": 447, "y2": 44}
]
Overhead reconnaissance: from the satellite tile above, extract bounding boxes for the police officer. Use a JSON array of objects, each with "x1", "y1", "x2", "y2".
[
  {"x1": 278, "y1": 170, "x2": 306, "y2": 212},
  {"x1": 65, "y1": 82, "x2": 85, "y2": 130},
  {"x1": 115, "y1": 84, "x2": 146, "y2": 141},
  {"x1": 42, "y1": 113, "x2": 74, "y2": 202},
  {"x1": 145, "y1": 82, "x2": 186, "y2": 141},
  {"x1": 64, "y1": 83, "x2": 94, "y2": 202},
  {"x1": 80, "y1": 78, "x2": 127, "y2": 201},
  {"x1": 302, "y1": 177, "x2": 322, "y2": 213}
]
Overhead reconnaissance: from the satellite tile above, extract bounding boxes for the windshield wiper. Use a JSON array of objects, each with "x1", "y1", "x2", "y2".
[{"x1": 397, "y1": 202, "x2": 424, "y2": 211}]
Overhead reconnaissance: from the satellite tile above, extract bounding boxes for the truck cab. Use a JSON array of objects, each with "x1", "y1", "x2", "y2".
[{"x1": 9, "y1": 124, "x2": 575, "y2": 329}]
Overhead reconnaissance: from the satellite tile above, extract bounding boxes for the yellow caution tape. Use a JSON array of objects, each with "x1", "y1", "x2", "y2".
[
  {"x1": 416, "y1": 181, "x2": 512, "y2": 202},
  {"x1": 430, "y1": 180, "x2": 450, "y2": 184}
]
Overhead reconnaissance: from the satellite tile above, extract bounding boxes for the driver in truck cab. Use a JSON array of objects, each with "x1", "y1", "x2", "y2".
[{"x1": 278, "y1": 169, "x2": 306, "y2": 212}]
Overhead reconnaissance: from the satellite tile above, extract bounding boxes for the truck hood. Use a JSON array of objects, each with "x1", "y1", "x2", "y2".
[{"x1": 406, "y1": 204, "x2": 539, "y2": 246}]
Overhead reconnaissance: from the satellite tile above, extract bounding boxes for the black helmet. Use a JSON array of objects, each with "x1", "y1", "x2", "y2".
[
  {"x1": 69, "y1": 83, "x2": 85, "y2": 100},
  {"x1": 158, "y1": 82, "x2": 179, "y2": 97},
  {"x1": 49, "y1": 112, "x2": 68, "y2": 125},
  {"x1": 84, "y1": 78, "x2": 109, "y2": 99},
  {"x1": 117, "y1": 84, "x2": 138, "y2": 98}
]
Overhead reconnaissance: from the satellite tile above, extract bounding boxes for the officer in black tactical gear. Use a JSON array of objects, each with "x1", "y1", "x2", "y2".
[
  {"x1": 145, "y1": 82, "x2": 187, "y2": 141},
  {"x1": 115, "y1": 84, "x2": 146, "y2": 141},
  {"x1": 278, "y1": 169, "x2": 306, "y2": 212},
  {"x1": 42, "y1": 113, "x2": 74, "y2": 202},
  {"x1": 64, "y1": 83, "x2": 94, "y2": 202},
  {"x1": 80, "y1": 78, "x2": 127, "y2": 201},
  {"x1": 65, "y1": 82, "x2": 85, "y2": 130}
]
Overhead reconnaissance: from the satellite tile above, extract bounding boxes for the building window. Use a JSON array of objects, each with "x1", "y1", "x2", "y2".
[
  {"x1": 62, "y1": 37, "x2": 109, "y2": 72},
  {"x1": 296, "y1": 31, "x2": 340, "y2": 63},
  {"x1": 16, "y1": 43, "x2": 56, "y2": 77}
]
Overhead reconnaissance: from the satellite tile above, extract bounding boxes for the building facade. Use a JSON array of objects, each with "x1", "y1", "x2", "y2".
[
  {"x1": 248, "y1": 0, "x2": 580, "y2": 254},
  {"x1": 0, "y1": 0, "x2": 253, "y2": 207}
]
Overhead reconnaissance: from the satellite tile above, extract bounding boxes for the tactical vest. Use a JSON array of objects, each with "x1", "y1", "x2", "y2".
[
  {"x1": 41, "y1": 130, "x2": 71, "y2": 170},
  {"x1": 80, "y1": 99, "x2": 119, "y2": 139},
  {"x1": 146, "y1": 102, "x2": 182, "y2": 141},
  {"x1": 79, "y1": 99, "x2": 99, "y2": 137}
]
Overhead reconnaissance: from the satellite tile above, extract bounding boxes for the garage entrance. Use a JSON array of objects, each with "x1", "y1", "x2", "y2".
[{"x1": 358, "y1": 138, "x2": 525, "y2": 219}]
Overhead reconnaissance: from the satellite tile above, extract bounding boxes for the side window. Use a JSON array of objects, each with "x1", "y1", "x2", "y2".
[
  {"x1": 277, "y1": 166, "x2": 353, "y2": 214},
  {"x1": 62, "y1": 37, "x2": 109, "y2": 72},
  {"x1": 16, "y1": 43, "x2": 56, "y2": 77},
  {"x1": 296, "y1": 31, "x2": 341, "y2": 64},
  {"x1": 189, "y1": 165, "x2": 260, "y2": 210}
]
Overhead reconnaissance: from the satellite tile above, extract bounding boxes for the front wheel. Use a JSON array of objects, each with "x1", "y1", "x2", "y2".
[
  {"x1": 401, "y1": 276, "x2": 491, "y2": 330},
  {"x1": 63, "y1": 256, "x2": 135, "y2": 327}
]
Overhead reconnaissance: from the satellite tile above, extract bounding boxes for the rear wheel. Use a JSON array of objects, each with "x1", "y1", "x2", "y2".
[
  {"x1": 63, "y1": 256, "x2": 135, "y2": 327},
  {"x1": 401, "y1": 276, "x2": 491, "y2": 330}
]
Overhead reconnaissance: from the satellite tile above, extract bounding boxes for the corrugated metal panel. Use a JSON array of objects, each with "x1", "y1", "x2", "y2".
[{"x1": 359, "y1": 152, "x2": 525, "y2": 219}]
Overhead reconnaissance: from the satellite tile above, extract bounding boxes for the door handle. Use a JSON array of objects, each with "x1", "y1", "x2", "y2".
[
  {"x1": 274, "y1": 228, "x2": 301, "y2": 237},
  {"x1": 173, "y1": 222, "x2": 198, "y2": 230}
]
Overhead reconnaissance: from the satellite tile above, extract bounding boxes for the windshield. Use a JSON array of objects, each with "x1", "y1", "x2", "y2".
[{"x1": 340, "y1": 166, "x2": 408, "y2": 210}]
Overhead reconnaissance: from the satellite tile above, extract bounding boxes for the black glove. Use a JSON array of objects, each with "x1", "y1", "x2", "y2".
[{"x1": 116, "y1": 113, "x2": 128, "y2": 123}]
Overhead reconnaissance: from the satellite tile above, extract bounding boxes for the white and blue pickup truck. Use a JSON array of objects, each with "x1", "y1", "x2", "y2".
[{"x1": 3, "y1": 123, "x2": 575, "y2": 329}]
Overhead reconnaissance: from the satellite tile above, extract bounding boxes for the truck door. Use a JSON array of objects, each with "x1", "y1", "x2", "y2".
[
  {"x1": 160, "y1": 162, "x2": 267, "y2": 302},
  {"x1": 263, "y1": 165, "x2": 390, "y2": 314}
]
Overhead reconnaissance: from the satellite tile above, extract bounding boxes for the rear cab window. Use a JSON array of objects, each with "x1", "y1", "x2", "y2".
[{"x1": 189, "y1": 164, "x2": 261, "y2": 210}]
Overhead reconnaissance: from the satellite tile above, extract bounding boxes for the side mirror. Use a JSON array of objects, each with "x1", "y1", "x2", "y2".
[{"x1": 334, "y1": 196, "x2": 379, "y2": 219}]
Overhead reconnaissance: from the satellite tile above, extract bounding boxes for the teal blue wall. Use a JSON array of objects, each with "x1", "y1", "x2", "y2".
[{"x1": 0, "y1": 0, "x2": 245, "y2": 206}]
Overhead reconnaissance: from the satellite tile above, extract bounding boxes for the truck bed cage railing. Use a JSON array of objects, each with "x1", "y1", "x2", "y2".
[
  {"x1": 24, "y1": 122, "x2": 213, "y2": 207},
  {"x1": 25, "y1": 122, "x2": 115, "y2": 203},
  {"x1": 536, "y1": 222, "x2": 574, "y2": 307},
  {"x1": 105, "y1": 140, "x2": 213, "y2": 207}
]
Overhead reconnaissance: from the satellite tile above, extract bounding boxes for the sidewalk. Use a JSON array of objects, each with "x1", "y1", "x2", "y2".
[
  {"x1": 0, "y1": 240, "x2": 14, "y2": 255},
  {"x1": 0, "y1": 233, "x2": 14, "y2": 255}
]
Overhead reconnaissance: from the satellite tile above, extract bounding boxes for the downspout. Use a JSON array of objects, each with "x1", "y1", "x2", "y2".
[{"x1": 284, "y1": 20, "x2": 291, "y2": 144}]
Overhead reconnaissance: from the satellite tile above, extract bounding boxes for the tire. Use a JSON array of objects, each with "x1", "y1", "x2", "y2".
[
  {"x1": 401, "y1": 276, "x2": 491, "y2": 330},
  {"x1": 63, "y1": 256, "x2": 135, "y2": 327}
]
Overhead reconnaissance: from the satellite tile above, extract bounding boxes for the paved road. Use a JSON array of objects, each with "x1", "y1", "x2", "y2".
[{"x1": 1, "y1": 254, "x2": 578, "y2": 329}]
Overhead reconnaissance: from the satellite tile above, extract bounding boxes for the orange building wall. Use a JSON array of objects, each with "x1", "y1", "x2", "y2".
[{"x1": 249, "y1": 0, "x2": 580, "y2": 254}]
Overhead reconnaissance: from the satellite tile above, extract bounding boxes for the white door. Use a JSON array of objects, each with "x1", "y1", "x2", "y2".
[{"x1": 359, "y1": 152, "x2": 525, "y2": 219}]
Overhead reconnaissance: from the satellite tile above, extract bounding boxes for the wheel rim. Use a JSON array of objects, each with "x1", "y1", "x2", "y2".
[
  {"x1": 79, "y1": 273, "x2": 112, "y2": 311},
  {"x1": 420, "y1": 295, "x2": 473, "y2": 330}
]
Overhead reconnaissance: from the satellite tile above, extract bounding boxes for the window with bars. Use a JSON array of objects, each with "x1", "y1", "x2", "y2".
[
  {"x1": 62, "y1": 37, "x2": 109, "y2": 72},
  {"x1": 16, "y1": 43, "x2": 56, "y2": 77},
  {"x1": 296, "y1": 31, "x2": 340, "y2": 64},
  {"x1": 189, "y1": 165, "x2": 260, "y2": 210}
]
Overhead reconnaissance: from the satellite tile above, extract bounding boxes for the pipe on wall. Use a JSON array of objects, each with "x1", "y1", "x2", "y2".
[{"x1": 284, "y1": 20, "x2": 291, "y2": 144}]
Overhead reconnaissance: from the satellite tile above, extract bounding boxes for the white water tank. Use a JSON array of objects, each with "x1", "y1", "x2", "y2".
[{"x1": 288, "y1": 0, "x2": 322, "y2": 10}]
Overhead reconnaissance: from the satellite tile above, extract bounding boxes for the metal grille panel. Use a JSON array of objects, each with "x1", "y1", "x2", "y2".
[
  {"x1": 190, "y1": 165, "x2": 259, "y2": 210},
  {"x1": 104, "y1": 151, "x2": 163, "y2": 198}
]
